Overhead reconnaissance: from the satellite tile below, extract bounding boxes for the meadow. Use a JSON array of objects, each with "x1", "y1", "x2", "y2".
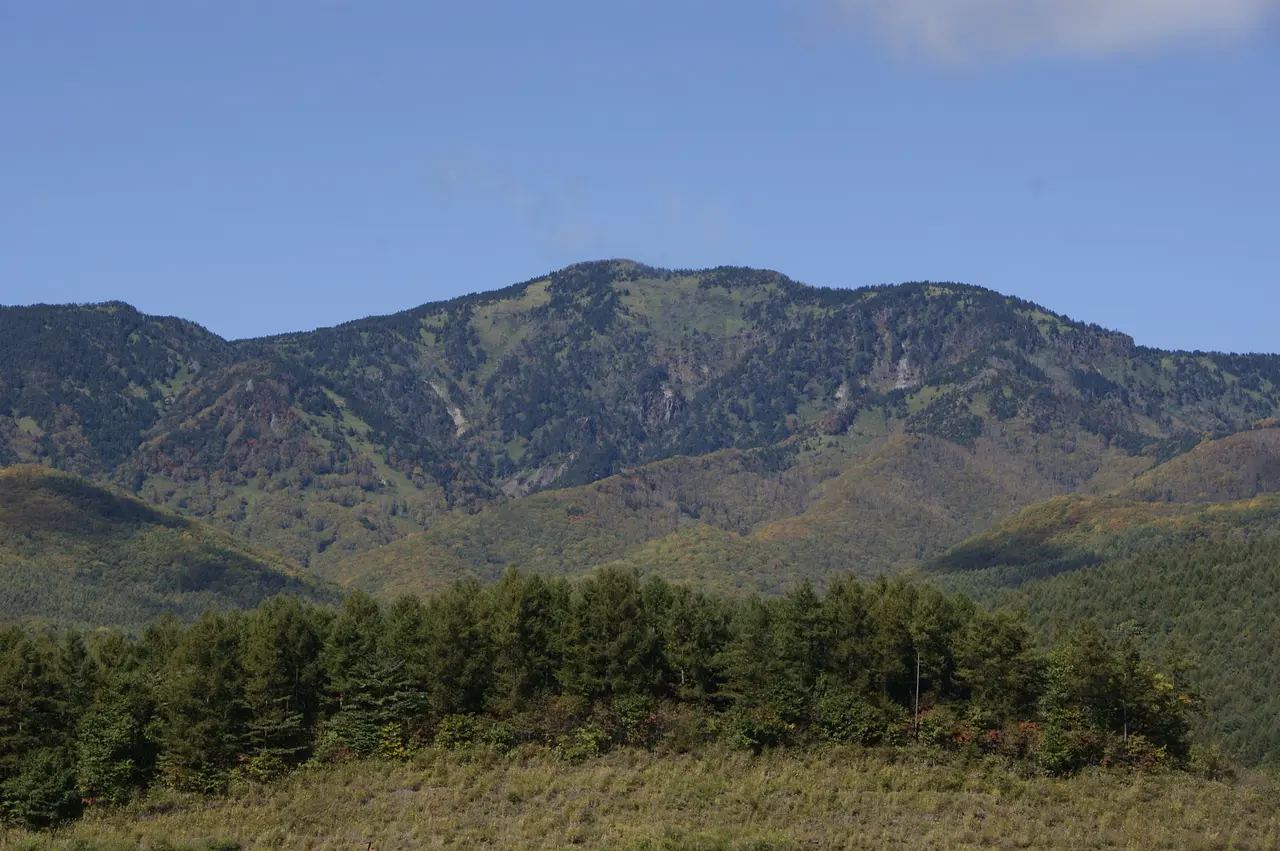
[{"x1": 2, "y1": 746, "x2": 1275, "y2": 850}]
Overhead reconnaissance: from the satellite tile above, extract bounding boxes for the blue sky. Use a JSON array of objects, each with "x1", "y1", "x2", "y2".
[{"x1": 2, "y1": 1, "x2": 1277, "y2": 352}]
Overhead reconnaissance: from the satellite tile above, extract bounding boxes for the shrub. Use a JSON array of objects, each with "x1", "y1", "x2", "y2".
[
  {"x1": 0, "y1": 748, "x2": 81, "y2": 828},
  {"x1": 1036, "y1": 724, "x2": 1105, "y2": 776},
  {"x1": 817, "y1": 689, "x2": 895, "y2": 746},
  {"x1": 1116, "y1": 734, "x2": 1166, "y2": 773},
  {"x1": 613, "y1": 694, "x2": 659, "y2": 747},
  {"x1": 727, "y1": 706, "x2": 790, "y2": 754},
  {"x1": 654, "y1": 702, "x2": 716, "y2": 754},
  {"x1": 235, "y1": 751, "x2": 288, "y2": 784},
  {"x1": 917, "y1": 705, "x2": 963, "y2": 748},
  {"x1": 555, "y1": 724, "x2": 610, "y2": 764},
  {"x1": 311, "y1": 714, "x2": 379, "y2": 763},
  {"x1": 1189, "y1": 743, "x2": 1234, "y2": 782},
  {"x1": 434, "y1": 714, "x2": 479, "y2": 750},
  {"x1": 480, "y1": 721, "x2": 515, "y2": 753}
]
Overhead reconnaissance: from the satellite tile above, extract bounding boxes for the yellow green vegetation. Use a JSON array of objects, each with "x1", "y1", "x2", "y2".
[
  {"x1": 926, "y1": 491, "x2": 1280, "y2": 585},
  {"x1": 336, "y1": 427, "x2": 1141, "y2": 599},
  {"x1": 334, "y1": 442, "x2": 839, "y2": 596},
  {"x1": 1117, "y1": 427, "x2": 1280, "y2": 503},
  {"x1": 3, "y1": 749, "x2": 1275, "y2": 850},
  {"x1": 0, "y1": 465, "x2": 334, "y2": 630}
]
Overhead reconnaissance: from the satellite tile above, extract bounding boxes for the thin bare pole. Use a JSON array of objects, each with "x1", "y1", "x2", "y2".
[{"x1": 914, "y1": 648, "x2": 921, "y2": 739}]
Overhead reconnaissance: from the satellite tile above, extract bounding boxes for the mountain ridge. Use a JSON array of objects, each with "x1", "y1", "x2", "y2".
[{"x1": 6, "y1": 260, "x2": 1280, "y2": 593}]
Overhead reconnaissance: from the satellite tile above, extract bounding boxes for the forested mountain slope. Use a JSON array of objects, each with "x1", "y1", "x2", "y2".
[
  {"x1": 923, "y1": 490, "x2": 1280, "y2": 764},
  {"x1": 6, "y1": 261, "x2": 1280, "y2": 590},
  {"x1": 1116, "y1": 424, "x2": 1280, "y2": 503},
  {"x1": 0, "y1": 465, "x2": 335, "y2": 630}
]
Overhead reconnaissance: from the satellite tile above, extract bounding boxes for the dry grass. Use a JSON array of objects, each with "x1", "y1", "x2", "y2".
[{"x1": 4, "y1": 748, "x2": 1276, "y2": 850}]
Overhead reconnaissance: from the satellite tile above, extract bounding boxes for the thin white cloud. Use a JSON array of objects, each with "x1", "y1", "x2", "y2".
[{"x1": 830, "y1": 0, "x2": 1280, "y2": 61}]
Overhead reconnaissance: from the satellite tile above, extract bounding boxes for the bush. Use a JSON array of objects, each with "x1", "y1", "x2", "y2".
[
  {"x1": 0, "y1": 748, "x2": 81, "y2": 828},
  {"x1": 311, "y1": 714, "x2": 380, "y2": 763},
  {"x1": 653, "y1": 702, "x2": 716, "y2": 754},
  {"x1": 1189, "y1": 743, "x2": 1234, "y2": 782},
  {"x1": 727, "y1": 707, "x2": 791, "y2": 754},
  {"x1": 508, "y1": 695, "x2": 591, "y2": 745},
  {"x1": 235, "y1": 751, "x2": 288, "y2": 784},
  {"x1": 555, "y1": 724, "x2": 610, "y2": 764},
  {"x1": 480, "y1": 721, "x2": 515, "y2": 753},
  {"x1": 435, "y1": 714, "x2": 480, "y2": 750},
  {"x1": 613, "y1": 695, "x2": 658, "y2": 747},
  {"x1": 1115, "y1": 734, "x2": 1166, "y2": 773},
  {"x1": 375, "y1": 723, "x2": 409, "y2": 759},
  {"x1": 917, "y1": 705, "x2": 963, "y2": 748},
  {"x1": 817, "y1": 689, "x2": 895, "y2": 746},
  {"x1": 1036, "y1": 725, "x2": 1105, "y2": 776},
  {"x1": 990, "y1": 722, "x2": 1042, "y2": 761}
]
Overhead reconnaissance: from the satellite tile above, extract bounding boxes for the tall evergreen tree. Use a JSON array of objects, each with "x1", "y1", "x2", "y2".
[
  {"x1": 560, "y1": 568, "x2": 665, "y2": 699},
  {"x1": 241, "y1": 596, "x2": 330, "y2": 773},
  {"x1": 155, "y1": 612, "x2": 248, "y2": 792}
]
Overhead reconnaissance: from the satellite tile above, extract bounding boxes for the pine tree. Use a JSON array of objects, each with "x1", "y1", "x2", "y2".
[
  {"x1": 422, "y1": 580, "x2": 492, "y2": 716},
  {"x1": 241, "y1": 596, "x2": 329, "y2": 776},
  {"x1": 74, "y1": 631, "x2": 159, "y2": 807},
  {"x1": 155, "y1": 612, "x2": 249, "y2": 792},
  {"x1": 485, "y1": 570, "x2": 565, "y2": 713},
  {"x1": 560, "y1": 568, "x2": 665, "y2": 699},
  {"x1": 0, "y1": 629, "x2": 83, "y2": 826},
  {"x1": 660, "y1": 584, "x2": 729, "y2": 702}
]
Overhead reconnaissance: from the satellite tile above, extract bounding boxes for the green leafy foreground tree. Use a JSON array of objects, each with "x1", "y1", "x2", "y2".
[{"x1": 1039, "y1": 625, "x2": 1195, "y2": 773}]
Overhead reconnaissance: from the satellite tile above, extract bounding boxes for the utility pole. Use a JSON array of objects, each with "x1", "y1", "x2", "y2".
[{"x1": 914, "y1": 647, "x2": 921, "y2": 740}]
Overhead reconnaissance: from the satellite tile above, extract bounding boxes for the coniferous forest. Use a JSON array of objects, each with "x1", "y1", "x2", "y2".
[{"x1": 0, "y1": 569, "x2": 1197, "y2": 830}]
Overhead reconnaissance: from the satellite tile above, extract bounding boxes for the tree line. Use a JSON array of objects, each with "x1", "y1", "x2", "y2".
[{"x1": 0, "y1": 570, "x2": 1196, "y2": 828}]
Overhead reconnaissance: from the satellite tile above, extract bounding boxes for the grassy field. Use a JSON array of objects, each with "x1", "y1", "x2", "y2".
[{"x1": 4, "y1": 748, "x2": 1276, "y2": 850}]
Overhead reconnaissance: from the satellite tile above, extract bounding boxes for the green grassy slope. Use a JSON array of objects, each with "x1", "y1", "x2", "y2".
[
  {"x1": 334, "y1": 440, "x2": 844, "y2": 596},
  {"x1": 923, "y1": 493, "x2": 1280, "y2": 590},
  {"x1": 0, "y1": 465, "x2": 336, "y2": 630}
]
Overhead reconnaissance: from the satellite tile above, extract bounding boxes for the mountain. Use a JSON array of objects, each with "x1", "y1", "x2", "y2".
[
  {"x1": 6, "y1": 261, "x2": 1280, "y2": 593},
  {"x1": 0, "y1": 465, "x2": 335, "y2": 630},
  {"x1": 920, "y1": 431, "x2": 1280, "y2": 764}
]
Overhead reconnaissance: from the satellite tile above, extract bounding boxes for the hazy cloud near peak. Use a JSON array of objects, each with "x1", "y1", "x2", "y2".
[{"x1": 831, "y1": 0, "x2": 1279, "y2": 61}]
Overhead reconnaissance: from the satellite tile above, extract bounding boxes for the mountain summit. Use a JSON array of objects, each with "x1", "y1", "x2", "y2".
[{"x1": 4, "y1": 261, "x2": 1280, "y2": 590}]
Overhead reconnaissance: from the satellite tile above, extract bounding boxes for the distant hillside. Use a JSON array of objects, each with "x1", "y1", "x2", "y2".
[
  {"x1": 923, "y1": 492, "x2": 1280, "y2": 590},
  {"x1": 1116, "y1": 425, "x2": 1280, "y2": 503},
  {"x1": 335, "y1": 430, "x2": 1093, "y2": 597},
  {"x1": 924, "y1": 493, "x2": 1280, "y2": 764},
  {"x1": 7, "y1": 261, "x2": 1280, "y2": 590},
  {"x1": 0, "y1": 465, "x2": 336, "y2": 630}
]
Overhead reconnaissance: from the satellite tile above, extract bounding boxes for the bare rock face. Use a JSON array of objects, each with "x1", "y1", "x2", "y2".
[
  {"x1": 646, "y1": 387, "x2": 686, "y2": 427},
  {"x1": 819, "y1": 381, "x2": 858, "y2": 435}
]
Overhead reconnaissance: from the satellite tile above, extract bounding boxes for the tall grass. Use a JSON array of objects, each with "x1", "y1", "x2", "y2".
[{"x1": 3, "y1": 746, "x2": 1276, "y2": 850}]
